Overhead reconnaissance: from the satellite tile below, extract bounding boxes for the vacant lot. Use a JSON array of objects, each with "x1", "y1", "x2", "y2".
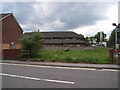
[{"x1": 39, "y1": 47, "x2": 112, "y2": 64}]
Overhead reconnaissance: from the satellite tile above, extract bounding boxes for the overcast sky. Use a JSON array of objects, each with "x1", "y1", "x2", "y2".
[{"x1": 1, "y1": 1, "x2": 118, "y2": 38}]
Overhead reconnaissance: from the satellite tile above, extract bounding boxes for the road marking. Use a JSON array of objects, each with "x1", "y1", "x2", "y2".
[
  {"x1": 102, "y1": 69, "x2": 118, "y2": 72},
  {"x1": 0, "y1": 62, "x2": 119, "y2": 72},
  {"x1": 0, "y1": 73, "x2": 74, "y2": 85}
]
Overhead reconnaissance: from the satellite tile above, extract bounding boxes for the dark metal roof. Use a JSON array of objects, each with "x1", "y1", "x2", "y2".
[{"x1": 0, "y1": 13, "x2": 11, "y2": 20}]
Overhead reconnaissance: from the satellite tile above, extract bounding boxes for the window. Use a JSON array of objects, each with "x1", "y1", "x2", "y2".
[
  {"x1": 10, "y1": 42, "x2": 16, "y2": 49},
  {"x1": 66, "y1": 37, "x2": 72, "y2": 40},
  {"x1": 53, "y1": 37, "x2": 58, "y2": 39}
]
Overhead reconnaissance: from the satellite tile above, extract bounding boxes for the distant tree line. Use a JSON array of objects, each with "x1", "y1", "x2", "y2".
[
  {"x1": 85, "y1": 29, "x2": 120, "y2": 49},
  {"x1": 85, "y1": 32, "x2": 107, "y2": 46},
  {"x1": 108, "y1": 30, "x2": 120, "y2": 48}
]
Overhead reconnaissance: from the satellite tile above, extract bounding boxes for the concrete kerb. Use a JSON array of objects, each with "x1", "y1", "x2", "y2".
[{"x1": 1, "y1": 60, "x2": 120, "y2": 70}]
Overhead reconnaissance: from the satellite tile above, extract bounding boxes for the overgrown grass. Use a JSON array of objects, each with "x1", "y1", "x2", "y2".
[{"x1": 39, "y1": 47, "x2": 111, "y2": 64}]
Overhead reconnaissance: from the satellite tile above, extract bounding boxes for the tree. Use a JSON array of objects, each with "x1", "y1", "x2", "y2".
[
  {"x1": 108, "y1": 29, "x2": 120, "y2": 48},
  {"x1": 20, "y1": 31, "x2": 43, "y2": 58},
  {"x1": 85, "y1": 36, "x2": 95, "y2": 46},
  {"x1": 94, "y1": 32, "x2": 107, "y2": 44},
  {"x1": 85, "y1": 32, "x2": 107, "y2": 46},
  {"x1": 79, "y1": 34, "x2": 85, "y2": 39}
]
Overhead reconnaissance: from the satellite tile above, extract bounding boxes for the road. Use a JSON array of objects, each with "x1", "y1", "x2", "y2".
[{"x1": 1, "y1": 63, "x2": 119, "y2": 88}]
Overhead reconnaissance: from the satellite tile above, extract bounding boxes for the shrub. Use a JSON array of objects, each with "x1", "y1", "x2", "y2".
[{"x1": 20, "y1": 31, "x2": 43, "y2": 58}]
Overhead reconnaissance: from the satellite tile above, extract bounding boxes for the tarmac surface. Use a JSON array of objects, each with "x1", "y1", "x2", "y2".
[{"x1": 1, "y1": 60, "x2": 119, "y2": 88}]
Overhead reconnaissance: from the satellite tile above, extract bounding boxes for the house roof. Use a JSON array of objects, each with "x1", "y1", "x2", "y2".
[
  {"x1": 24, "y1": 31, "x2": 84, "y2": 39},
  {"x1": 0, "y1": 13, "x2": 11, "y2": 20},
  {"x1": 41, "y1": 31, "x2": 80, "y2": 38}
]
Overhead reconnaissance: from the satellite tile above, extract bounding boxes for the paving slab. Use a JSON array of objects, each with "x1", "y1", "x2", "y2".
[{"x1": 1, "y1": 60, "x2": 120, "y2": 70}]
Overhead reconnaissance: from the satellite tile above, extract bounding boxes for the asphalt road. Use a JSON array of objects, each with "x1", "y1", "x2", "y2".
[{"x1": 1, "y1": 63, "x2": 119, "y2": 88}]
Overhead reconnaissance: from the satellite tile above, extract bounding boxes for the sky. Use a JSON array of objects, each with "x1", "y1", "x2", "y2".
[{"x1": 1, "y1": 1, "x2": 118, "y2": 38}]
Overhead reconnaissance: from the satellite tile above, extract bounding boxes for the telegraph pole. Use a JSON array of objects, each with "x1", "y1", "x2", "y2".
[
  {"x1": 112, "y1": 23, "x2": 120, "y2": 49},
  {"x1": 112, "y1": 23, "x2": 120, "y2": 64},
  {"x1": 100, "y1": 32, "x2": 102, "y2": 46}
]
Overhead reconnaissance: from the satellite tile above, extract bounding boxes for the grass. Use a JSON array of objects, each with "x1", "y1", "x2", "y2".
[{"x1": 38, "y1": 47, "x2": 112, "y2": 64}]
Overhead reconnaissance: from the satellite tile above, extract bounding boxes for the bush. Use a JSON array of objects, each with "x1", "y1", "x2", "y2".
[{"x1": 20, "y1": 31, "x2": 43, "y2": 59}]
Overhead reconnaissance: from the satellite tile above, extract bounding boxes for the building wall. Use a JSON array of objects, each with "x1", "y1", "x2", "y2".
[
  {"x1": 2, "y1": 13, "x2": 23, "y2": 49},
  {"x1": 44, "y1": 43, "x2": 85, "y2": 47},
  {"x1": 2, "y1": 49, "x2": 21, "y2": 60}
]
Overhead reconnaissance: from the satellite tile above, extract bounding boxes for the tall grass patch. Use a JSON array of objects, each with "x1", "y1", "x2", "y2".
[{"x1": 40, "y1": 47, "x2": 111, "y2": 64}]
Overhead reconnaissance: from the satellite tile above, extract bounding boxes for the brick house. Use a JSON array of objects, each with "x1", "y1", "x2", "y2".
[
  {"x1": 0, "y1": 13, "x2": 23, "y2": 59},
  {"x1": 24, "y1": 31, "x2": 86, "y2": 47}
]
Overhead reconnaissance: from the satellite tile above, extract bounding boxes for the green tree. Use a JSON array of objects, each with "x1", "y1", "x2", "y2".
[
  {"x1": 20, "y1": 31, "x2": 43, "y2": 58},
  {"x1": 94, "y1": 32, "x2": 107, "y2": 44},
  {"x1": 79, "y1": 34, "x2": 85, "y2": 39},
  {"x1": 85, "y1": 36, "x2": 95, "y2": 46},
  {"x1": 108, "y1": 29, "x2": 120, "y2": 48}
]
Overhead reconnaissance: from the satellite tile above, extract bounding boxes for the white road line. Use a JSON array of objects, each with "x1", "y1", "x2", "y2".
[
  {"x1": 102, "y1": 69, "x2": 119, "y2": 72},
  {"x1": 0, "y1": 62, "x2": 119, "y2": 72},
  {"x1": 0, "y1": 73, "x2": 74, "y2": 85}
]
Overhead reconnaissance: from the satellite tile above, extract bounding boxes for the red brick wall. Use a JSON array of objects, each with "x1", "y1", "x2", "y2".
[
  {"x1": 2, "y1": 13, "x2": 23, "y2": 44},
  {"x1": 2, "y1": 49, "x2": 21, "y2": 60}
]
